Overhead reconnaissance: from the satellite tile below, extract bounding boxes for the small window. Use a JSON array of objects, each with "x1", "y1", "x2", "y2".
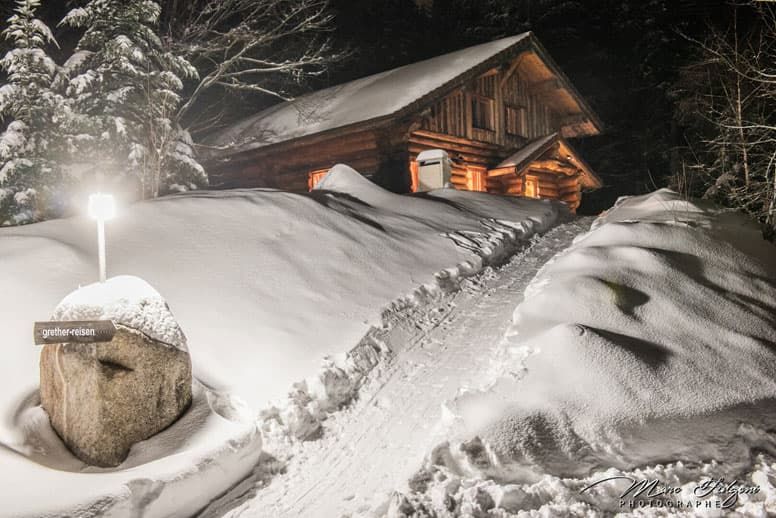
[
  {"x1": 524, "y1": 176, "x2": 539, "y2": 198},
  {"x1": 505, "y1": 105, "x2": 527, "y2": 137},
  {"x1": 471, "y1": 95, "x2": 495, "y2": 131},
  {"x1": 308, "y1": 169, "x2": 330, "y2": 190}
]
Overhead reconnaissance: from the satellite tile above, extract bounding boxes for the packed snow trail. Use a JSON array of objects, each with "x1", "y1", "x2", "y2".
[{"x1": 200, "y1": 218, "x2": 593, "y2": 518}]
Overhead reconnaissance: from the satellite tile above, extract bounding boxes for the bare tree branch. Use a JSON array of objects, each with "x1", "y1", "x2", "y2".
[{"x1": 159, "y1": 0, "x2": 347, "y2": 136}]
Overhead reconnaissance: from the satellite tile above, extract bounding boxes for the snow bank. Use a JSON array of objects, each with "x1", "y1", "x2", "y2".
[
  {"x1": 0, "y1": 164, "x2": 564, "y2": 516},
  {"x1": 399, "y1": 189, "x2": 776, "y2": 515},
  {"x1": 5, "y1": 381, "x2": 260, "y2": 518}
]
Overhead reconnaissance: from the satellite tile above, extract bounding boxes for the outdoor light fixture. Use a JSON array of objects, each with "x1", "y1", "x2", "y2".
[{"x1": 88, "y1": 193, "x2": 116, "y2": 283}]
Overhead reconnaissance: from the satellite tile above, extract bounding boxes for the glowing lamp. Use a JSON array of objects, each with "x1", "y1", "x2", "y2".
[
  {"x1": 88, "y1": 193, "x2": 116, "y2": 282},
  {"x1": 88, "y1": 193, "x2": 116, "y2": 221}
]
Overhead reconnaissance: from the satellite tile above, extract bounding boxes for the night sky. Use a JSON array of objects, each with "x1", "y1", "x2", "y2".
[{"x1": 1, "y1": 0, "x2": 760, "y2": 212}]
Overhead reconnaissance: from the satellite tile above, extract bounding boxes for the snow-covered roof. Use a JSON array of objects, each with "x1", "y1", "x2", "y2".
[
  {"x1": 496, "y1": 133, "x2": 559, "y2": 169},
  {"x1": 205, "y1": 33, "x2": 533, "y2": 156}
]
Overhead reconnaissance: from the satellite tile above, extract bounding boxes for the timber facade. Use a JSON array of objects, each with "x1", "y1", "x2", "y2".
[{"x1": 204, "y1": 33, "x2": 603, "y2": 212}]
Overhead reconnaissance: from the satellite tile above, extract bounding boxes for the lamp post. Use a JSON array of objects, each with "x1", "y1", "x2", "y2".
[{"x1": 88, "y1": 193, "x2": 116, "y2": 283}]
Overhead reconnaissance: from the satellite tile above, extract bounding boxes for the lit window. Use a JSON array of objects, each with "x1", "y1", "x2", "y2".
[{"x1": 308, "y1": 169, "x2": 330, "y2": 190}]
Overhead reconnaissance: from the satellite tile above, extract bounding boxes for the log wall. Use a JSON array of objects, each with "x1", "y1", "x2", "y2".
[
  {"x1": 206, "y1": 56, "x2": 590, "y2": 207},
  {"x1": 208, "y1": 128, "x2": 388, "y2": 191},
  {"x1": 482, "y1": 163, "x2": 583, "y2": 213},
  {"x1": 419, "y1": 62, "x2": 560, "y2": 150}
]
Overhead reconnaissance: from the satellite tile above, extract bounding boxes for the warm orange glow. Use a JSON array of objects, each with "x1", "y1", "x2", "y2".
[
  {"x1": 308, "y1": 169, "x2": 330, "y2": 190},
  {"x1": 466, "y1": 167, "x2": 487, "y2": 192},
  {"x1": 409, "y1": 161, "x2": 420, "y2": 193},
  {"x1": 524, "y1": 176, "x2": 539, "y2": 198}
]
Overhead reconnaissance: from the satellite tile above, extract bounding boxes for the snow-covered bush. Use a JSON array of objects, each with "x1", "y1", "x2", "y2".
[
  {"x1": 0, "y1": 0, "x2": 69, "y2": 225},
  {"x1": 60, "y1": 0, "x2": 206, "y2": 199}
]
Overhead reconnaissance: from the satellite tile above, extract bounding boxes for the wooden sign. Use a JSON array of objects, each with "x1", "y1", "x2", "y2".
[{"x1": 34, "y1": 320, "x2": 117, "y2": 345}]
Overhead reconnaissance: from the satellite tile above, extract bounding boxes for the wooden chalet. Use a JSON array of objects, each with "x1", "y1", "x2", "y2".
[{"x1": 203, "y1": 32, "x2": 603, "y2": 212}]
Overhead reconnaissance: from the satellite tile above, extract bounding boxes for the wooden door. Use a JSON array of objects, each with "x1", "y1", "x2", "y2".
[{"x1": 524, "y1": 175, "x2": 539, "y2": 198}]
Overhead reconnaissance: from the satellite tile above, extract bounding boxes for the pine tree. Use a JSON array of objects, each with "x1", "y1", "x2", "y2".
[
  {"x1": 61, "y1": 0, "x2": 206, "y2": 199},
  {"x1": 0, "y1": 0, "x2": 67, "y2": 225}
]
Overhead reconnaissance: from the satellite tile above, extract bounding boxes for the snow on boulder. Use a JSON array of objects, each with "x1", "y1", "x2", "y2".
[
  {"x1": 435, "y1": 189, "x2": 776, "y2": 483},
  {"x1": 40, "y1": 276, "x2": 192, "y2": 467},
  {"x1": 51, "y1": 275, "x2": 187, "y2": 350}
]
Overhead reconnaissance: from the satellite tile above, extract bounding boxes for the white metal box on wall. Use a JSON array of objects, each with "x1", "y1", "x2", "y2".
[{"x1": 416, "y1": 149, "x2": 452, "y2": 191}]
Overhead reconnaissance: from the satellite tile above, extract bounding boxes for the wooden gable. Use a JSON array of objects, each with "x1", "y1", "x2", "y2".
[
  {"x1": 486, "y1": 133, "x2": 601, "y2": 212},
  {"x1": 416, "y1": 49, "x2": 597, "y2": 153}
]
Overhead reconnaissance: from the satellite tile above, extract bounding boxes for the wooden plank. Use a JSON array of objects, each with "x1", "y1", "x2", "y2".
[
  {"x1": 487, "y1": 167, "x2": 516, "y2": 178},
  {"x1": 537, "y1": 180, "x2": 559, "y2": 191},
  {"x1": 529, "y1": 160, "x2": 579, "y2": 175},
  {"x1": 560, "y1": 114, "x2": 589, "y2": 127},
  {"x1": 530, "y1": 78, "x2": 563, "y2": 96},
  {"x1": 538, "y1": 188, "x2": 560, "y2": 198},
  {"x1": 525, "y1": 169, "x2": 564, "y2": 183},
  {"x1": 464, "y1": 91, "x2": 473, "y2": 140},
  {"x1": 499, "y1": 57, "x2": 523, "y2": 88},
  {"x1": 411, "y1": 130, "x2": 501, "y2": 150},
  {"x1": 557, "y1": 177, "x2": 581, "y2": 187},
  {"x1": 408, "y1": 139, "x2": 499, "y2": 158},
  {"x1": 494, "y1": 69, "x2": 504, "y2": 146}
]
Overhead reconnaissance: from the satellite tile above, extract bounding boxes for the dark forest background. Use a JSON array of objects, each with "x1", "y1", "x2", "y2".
[
  {"x1": 325, "y1": 0, "x2": 756, "y2": 213},
  {"x1": 0, "y1": 0, "x2": 770, "y2": 219}
]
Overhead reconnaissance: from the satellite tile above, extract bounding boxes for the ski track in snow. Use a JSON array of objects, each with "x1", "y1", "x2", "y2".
[{"x1": 199, "y1": 218, "x2": 593, "y2": 518}]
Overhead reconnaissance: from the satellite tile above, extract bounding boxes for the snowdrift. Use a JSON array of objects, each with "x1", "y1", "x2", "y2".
[
  {"x1": 0, "y1": 165, "x2": 565, "y2": 516},
  {"x1": 405, "y1": 189, "x2": 776, "y2": 515}
]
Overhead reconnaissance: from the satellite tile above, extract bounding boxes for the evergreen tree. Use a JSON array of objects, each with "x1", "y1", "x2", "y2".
[
  {"x1": 0, "y1": 0, "x2": 67, "y2": 225},
  {"x1": 61, "y1": 0, "x2": 205, "y2": 199}
]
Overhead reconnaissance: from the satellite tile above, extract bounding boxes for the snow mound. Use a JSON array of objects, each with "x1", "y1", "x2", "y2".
[
  {"x1": 312, "y1": 163, "x2": 369, "y2": 192},
  {"x1": 592, "y1": 187, "x2": 712, "y2": 229},
  {"x1": 52, "y1": 275, "x2": 187, "y2": 350},
  {"x1": 4, "y1": 380, "x2": 260, "y2": 518},
  {"x1": 313, "y1": 163, "x2": 397, "y2": 206},
  {"x1": 0, "y1": 166, "x2": 565, "y2": 516},
  {"x1": 400, "y1": 189, "x2": 776, "y2": 515}
]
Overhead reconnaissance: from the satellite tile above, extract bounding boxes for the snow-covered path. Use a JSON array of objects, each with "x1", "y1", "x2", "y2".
[{"x1": 200, "y1": 218, "x2": 593, "y2": 518}]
